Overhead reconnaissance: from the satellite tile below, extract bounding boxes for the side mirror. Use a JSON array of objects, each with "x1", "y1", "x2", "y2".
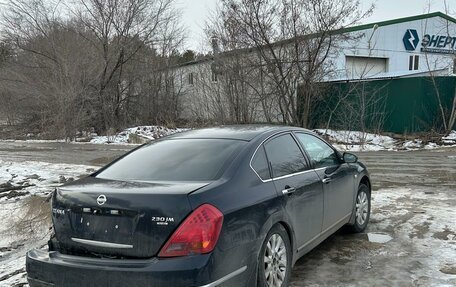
[{"x1": 343, "y1": 152, "x2": 358, "y2": 163}]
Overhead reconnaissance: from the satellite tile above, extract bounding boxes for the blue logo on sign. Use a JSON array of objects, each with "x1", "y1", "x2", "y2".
[{"x1": 403, "y1": 29, "x2": 420, "y2": 51}]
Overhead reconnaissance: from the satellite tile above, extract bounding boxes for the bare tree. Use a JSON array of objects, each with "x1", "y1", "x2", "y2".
[
  {"x1": 0, "y1": 0, "x2": 185, "y2": 138},
  {"x1": 318, "y1": 35, "x2": 390, "y2": 146},
  {"x1": 208, "y1": 0, "x2": 373, "y2": 127},
  {"x1": 1, "y1": 1, "x2": 98, "y2": 138},
  {"x1": 443, "y1": 0, "x2": 456, "y2": 132},
  {"x1": 71, "y1": 0, "x2": 184, "y2": 131},
  {"x1": 0, "y1": 40, "x2": 17, "y2": 125},
  {"x1": 180, "y1": 50, "x2": 276, "y2": 125},
  {"x1": 422, "y1": 0, "x2": 456, "y2": 134}
]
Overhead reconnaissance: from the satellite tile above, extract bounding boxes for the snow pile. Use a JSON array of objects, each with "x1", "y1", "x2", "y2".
[
  {"x1": 314, "y1": 129, "x2": 396, "y2": 151},
  {"x1": 402, "y1": 139, "x2": 423, "y2": 150},
  {"x1": 401, "y1": 136, "x2": 455, "y2": 150},
  {"x1": 442, "y1": 130, "x2": 456, "y2": 144},
  {"x1": 90, "y1": 126, "x2": 188, "y2": 144},
  {"x1": 314, "y1": 129, "x2": 456, "y2": 152},
  {"x1": 0, "y1": 160, "x2": 97, "y2": 201},
  {"x1": 424, "y1": 142, "x2": 439, "y2": 149}
]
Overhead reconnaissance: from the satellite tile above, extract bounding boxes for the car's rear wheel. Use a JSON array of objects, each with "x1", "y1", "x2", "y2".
[
  {"x1": 257, "y1": 224, "x2": 292, "y2": 287},
  {"x1": 348, "y1": 183, "x2": 371, "y2": 233}
]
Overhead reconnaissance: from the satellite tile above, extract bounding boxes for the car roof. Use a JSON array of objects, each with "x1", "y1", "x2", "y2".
[{"x1": 168, "y1": 125, "x2": 311, "y2": 141}]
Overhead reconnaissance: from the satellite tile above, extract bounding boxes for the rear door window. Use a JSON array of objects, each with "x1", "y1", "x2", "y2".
[{"x1": 264, "y1": 134, "x2": 309, "y2": 178}]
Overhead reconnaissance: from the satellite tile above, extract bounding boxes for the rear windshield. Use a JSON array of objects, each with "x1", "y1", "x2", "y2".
[{"x1": 96, "y1": 139, "x2": 246, "y2": 182}]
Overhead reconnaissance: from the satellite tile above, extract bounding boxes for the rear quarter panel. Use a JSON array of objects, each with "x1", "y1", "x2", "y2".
[{"x1": 187, "y1": 139, "x2": 292, "y2": 286}]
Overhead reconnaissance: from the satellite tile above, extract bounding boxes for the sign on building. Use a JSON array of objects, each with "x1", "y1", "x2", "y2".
[{"x1": 403, "y1": 29, "x2": 456, "y2": 54}]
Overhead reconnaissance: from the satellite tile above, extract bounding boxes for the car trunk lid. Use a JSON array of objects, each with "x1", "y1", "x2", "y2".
[{"x1": 52, "y1": 177, "x2": 209, "y2": 258}]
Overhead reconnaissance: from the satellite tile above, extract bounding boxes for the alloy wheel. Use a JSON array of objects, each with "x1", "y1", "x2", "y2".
[
  {"x1": 264, "y1": 233, "x2": 287, "y2": 287},
  {"x1": 355, "y1": 191, "x2": 369, "y2": 226}
]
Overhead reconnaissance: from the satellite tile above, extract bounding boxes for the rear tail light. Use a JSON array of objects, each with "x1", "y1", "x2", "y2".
[{"x1": 158, "y1": 204, "x2": 223, "y2": 258}]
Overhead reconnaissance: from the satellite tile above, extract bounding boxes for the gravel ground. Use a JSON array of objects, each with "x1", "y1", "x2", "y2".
[{"x1": 0, "y1": 142, "x2": 455, "y2": 287}]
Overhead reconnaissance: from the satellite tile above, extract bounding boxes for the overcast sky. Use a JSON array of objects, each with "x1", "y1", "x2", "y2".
[
  {"x1": 0, "y1": 0, "x2": 452, "y2": 51},
  {"x1": 180, "y1": 0, "x2": 453, "y2": 51}
]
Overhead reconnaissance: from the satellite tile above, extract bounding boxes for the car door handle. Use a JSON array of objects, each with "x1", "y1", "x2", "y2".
[
  {"x1": 322, "y1": 177, "x2": 332, "y2": 184},
  {"x1": 282, "y1": 186, "x2": 296, "y2": 195}
]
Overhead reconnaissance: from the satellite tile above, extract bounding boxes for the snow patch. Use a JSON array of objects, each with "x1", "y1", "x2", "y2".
[
  {"x1": 0, "y1": 161, "x2": 97, "y2": 286},
  {"x1": 0, "y1": 160, "x2": 97, "y2": 200},
  {"x1": 90, "y1": 126, "x2": 188, "y2": 144},
  {"x1": 442, "y1": 130, "x2": 456, "y2": 144},
  {"x1": 367, "y1": 233, "x2": 393, "y2": 243},
  {"x1": 314, "y1": 129, "x2": 397, "y2": 151},
  {"x1": 314, "y1": 129, "x2": 456, "y2": 152}
]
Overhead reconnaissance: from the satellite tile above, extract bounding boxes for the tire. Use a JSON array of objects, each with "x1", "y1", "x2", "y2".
[
  {"x1": 257, "y1": 224, "x2": 292, "y2": 287},
  {"x1": 348, "y1": 183, "x2": 371, "y2": 233}
]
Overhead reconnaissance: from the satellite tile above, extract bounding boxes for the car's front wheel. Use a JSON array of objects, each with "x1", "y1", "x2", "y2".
[
  {"x1": 348, "y1": 183, "x2": 371, "y2": 233},
  {"x1": 257, "y1": 224, "x2": 292, "y2": 287}
]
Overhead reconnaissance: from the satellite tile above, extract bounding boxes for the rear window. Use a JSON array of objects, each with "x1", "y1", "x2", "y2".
[{"x1": 96, "y1": 139, "x2": 245, "y2": 182}]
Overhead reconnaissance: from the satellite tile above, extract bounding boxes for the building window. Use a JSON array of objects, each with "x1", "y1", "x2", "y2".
[
  {"x1": 409, "y1": 55, "x2": 419, "y2": 71},
  {"x1": 188, "y1": 73, "x2": 194, "y2": 85},
  {"x1": 211, "y1": 71, "x2": 218, "y2": 82},
  {"x1": 165, "y1": 76, "x2": 174, "y2": 88}
]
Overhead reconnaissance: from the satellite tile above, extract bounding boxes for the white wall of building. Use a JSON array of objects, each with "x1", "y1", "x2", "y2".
[
  {"x1": 172, "y1": 13, "x2": 456, "y2": 121},
  {"x1": 332, "y1": 14, "x2": 456, "y2": 80}
]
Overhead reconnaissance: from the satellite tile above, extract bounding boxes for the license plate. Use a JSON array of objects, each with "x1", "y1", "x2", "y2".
[{"x1": 72, "y1": 214, "x2": 134, "y2": 244}]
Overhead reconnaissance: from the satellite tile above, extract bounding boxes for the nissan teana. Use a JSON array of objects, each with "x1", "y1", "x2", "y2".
[{"x1": 26, "y1": 126, "x2": 371, "y2": 287}]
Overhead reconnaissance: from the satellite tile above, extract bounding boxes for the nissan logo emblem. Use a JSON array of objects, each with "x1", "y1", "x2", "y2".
[{"x1": 97, "y1": 194, "x2": 107, "y2": 206}]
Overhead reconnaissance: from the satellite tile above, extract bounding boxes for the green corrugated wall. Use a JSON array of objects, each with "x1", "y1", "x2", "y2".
[{"x1": 312, "y1": 76, "x2": 456, "y2": 133}]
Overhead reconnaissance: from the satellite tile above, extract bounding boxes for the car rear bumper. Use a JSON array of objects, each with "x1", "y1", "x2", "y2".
[{"x1": 26, "y1": 249, "x2": 247, "y2": 287}]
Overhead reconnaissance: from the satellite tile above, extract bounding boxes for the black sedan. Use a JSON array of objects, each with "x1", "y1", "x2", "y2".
[{"x1": 26, "y1": 126, "x2": 371, "y2": 287}]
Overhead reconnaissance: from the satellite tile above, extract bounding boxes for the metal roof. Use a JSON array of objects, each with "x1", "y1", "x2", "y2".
[{"x1": 175, "y1": 12, "x2": 456, "y2": 68}]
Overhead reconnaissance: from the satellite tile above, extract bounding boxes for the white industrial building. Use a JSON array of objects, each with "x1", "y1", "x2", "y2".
[
  {"x1": 334, "y1": 12, "x2": 456, "y2": 80},
  {"x1": 171, "y1": 12, "x2": 456, "y2": 126}
]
